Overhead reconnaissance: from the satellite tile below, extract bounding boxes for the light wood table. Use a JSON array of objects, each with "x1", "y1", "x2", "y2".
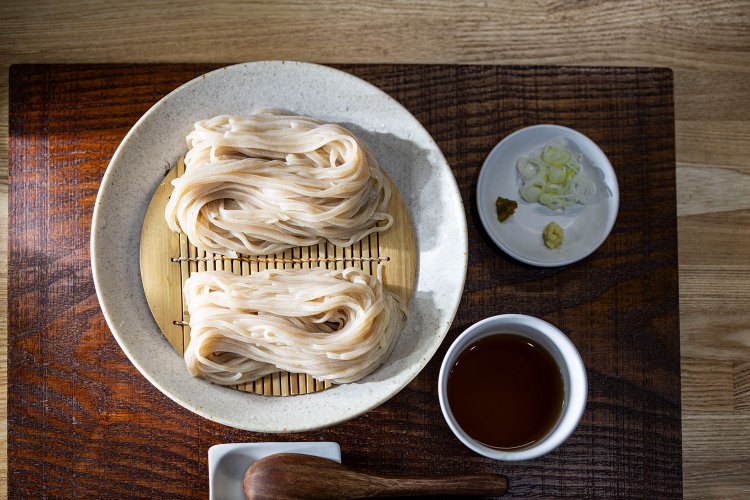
[{"x1": 1, "y1": 1, "x2": 748, "y2": 497}]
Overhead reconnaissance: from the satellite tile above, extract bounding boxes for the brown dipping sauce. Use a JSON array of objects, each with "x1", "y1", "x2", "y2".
[{"x1": 447, "y1": 334, "x2": 564, "y2": 450}]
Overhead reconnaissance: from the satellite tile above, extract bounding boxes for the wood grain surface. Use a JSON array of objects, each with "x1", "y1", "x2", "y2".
[
  {"x1": 1, "y1": 1, "x2": 749, "y2": 499},
  {"x1": 9, "y1": 63, "x2": 679, "y2": 498}
]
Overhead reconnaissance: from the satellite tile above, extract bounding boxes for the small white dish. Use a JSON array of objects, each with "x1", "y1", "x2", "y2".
[
  {"x1": 208, "y1": 442, "x2": 341, "y2": 500},
  {"x1": 438, "y1": 314, "x2": 587, "y2": 461},
  {"x1": 477, "y1": 124, "x2": 619, "y2": 267}
]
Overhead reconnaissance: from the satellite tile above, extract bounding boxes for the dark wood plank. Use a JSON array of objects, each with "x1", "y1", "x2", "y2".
[{"x1": 8, "y1": 64, "x2": 680, "y2": 498}]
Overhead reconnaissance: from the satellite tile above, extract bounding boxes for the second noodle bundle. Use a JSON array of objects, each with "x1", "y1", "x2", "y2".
[
  {"x1": 165, "y1": 110, "x2": 393, "y2": 256},
  {"x1": 184, "y1": 267, "x2": 406, "y2": 385}
]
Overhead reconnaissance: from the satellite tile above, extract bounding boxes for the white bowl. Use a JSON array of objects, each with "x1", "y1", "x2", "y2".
[
  {"x1": 90, "y1": 61, "x2": 468, "y2": 432},
  {"x1": 438, "y1": 314, "x2": 587, "y2": 460},
  {"x1": 477, "y1": 124, "x2": 619, "y2": 267}
]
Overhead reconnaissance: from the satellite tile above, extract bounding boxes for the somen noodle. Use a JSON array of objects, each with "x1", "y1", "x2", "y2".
[
  {"x1": 183, "y1": 267, "x2": 406, "y2": 385},
  {"x1": 165, "y1": 110, "x2": 393, "y2": 256}
]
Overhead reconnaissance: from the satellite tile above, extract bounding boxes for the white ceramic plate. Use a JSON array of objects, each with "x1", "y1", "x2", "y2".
[
  {"x1": 208, "y1": 442, "x2": 341, "y2": 500},
  {"x1": 90, "y1": 61, "x2": 467, "y2": 432},
  {"x1": 477, "y1": 125, "x2": 619, "y2": 267}
]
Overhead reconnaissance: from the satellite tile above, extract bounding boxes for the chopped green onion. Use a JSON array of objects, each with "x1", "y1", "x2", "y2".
[
  {"x1": 521, "y1": 179, "x2": 545, "y2": 202},
  {"x1": 516, "y1": 138, "x2": 595, "y2": 210}
]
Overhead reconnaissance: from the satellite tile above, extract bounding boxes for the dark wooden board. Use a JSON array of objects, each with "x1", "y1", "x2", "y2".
[{"x1": 8, "y1": 64, "x2": 680, "y2": 498}]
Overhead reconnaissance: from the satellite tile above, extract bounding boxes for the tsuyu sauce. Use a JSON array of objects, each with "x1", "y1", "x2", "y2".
[{"x1": 447, "y1": 334, "x2": 564, "y2": 450}]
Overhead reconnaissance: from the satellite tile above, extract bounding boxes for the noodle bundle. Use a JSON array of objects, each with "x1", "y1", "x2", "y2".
[
  {"x1": 165, "y1": 110, "x2": 393, "y2": 256},
  {"x1": 183, "y1": 267, "x2": 406, "y2": 385}
]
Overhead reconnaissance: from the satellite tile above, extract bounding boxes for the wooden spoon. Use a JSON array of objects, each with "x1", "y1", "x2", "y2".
[{"x1": 243, "y1": 453, "x2": 508, "y2": 499}]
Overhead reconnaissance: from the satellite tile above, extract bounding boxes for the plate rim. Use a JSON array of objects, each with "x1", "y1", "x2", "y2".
[
  {"x1": 476, "y1": 124, "x2": 620, "y2": 267},
  {"x1": 90, "y1": 60, "x2": 468, "y2": 431}
]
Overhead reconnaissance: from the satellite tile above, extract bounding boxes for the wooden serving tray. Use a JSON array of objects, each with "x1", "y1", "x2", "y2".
[
  {"x1": 140, "y1": 159, "x2": 415, "y2": 396},
  {"x1": 8, "y1": 64, "x2": 681, "y2": 498}
]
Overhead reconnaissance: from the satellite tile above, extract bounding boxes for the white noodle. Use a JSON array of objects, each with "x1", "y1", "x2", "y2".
[
  {"x1": 183, "y1": 267, "x2": 406, "y2": 385},
  {"x1": 165, "y1": 110, "x2": 393, "y2": 256}
]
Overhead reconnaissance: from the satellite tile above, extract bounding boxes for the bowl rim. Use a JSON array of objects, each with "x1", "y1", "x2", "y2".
[
  {"x1": 438, "y1": 314, "x2": 588, "y2": 460},
  {"x1": 476, "y1": 124, "x2": 620, "y2": 267}
]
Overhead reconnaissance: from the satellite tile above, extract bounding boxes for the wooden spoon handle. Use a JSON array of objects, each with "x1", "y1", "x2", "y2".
[{"x1": 372, "y1": 474, "x2": 508, "y2": 497}]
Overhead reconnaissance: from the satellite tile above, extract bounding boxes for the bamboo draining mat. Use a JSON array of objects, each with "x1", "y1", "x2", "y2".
[{"x1": 140, "y1": 158, "x2": 416, "y2": 397}]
